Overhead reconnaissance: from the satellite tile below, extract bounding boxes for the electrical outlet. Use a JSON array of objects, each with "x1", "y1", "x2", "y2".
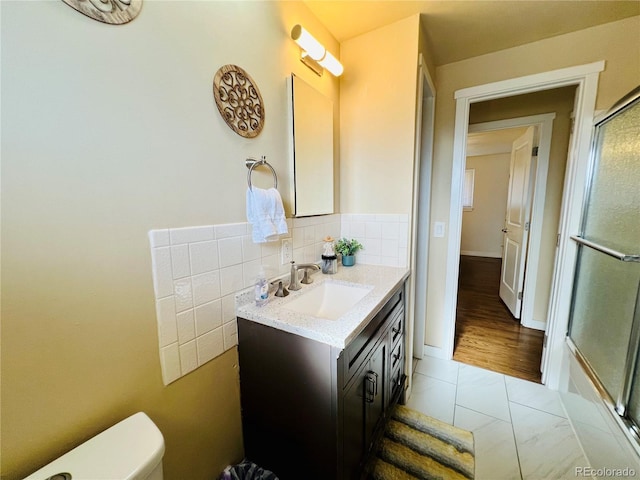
[{"x1": 281, "y1": 239, "x2": 292, "y2": 265}]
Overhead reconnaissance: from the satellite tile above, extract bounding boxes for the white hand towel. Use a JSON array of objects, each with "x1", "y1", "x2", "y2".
[{"x1": 246, "y1": 187, "x2": 288, "y2": 243}]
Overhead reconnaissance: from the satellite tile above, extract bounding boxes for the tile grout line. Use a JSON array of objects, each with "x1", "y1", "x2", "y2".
[
  {"x1": 505, "y1": 375, "x2": 525, "y2": 480},
  {"x1": 452, "y1": 363, "x2": 460, "y2": 426}
]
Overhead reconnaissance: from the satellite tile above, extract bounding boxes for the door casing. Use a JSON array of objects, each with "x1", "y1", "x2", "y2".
[
  {"x1": 467, "y1": 114, "x2": 555, "y2": 330},
  {"x1": 441, "y1": 61, "x2": 604, "y2": 388},
  {"x1": 407, "y1": 53, "x2": 436, "y2": 394}
]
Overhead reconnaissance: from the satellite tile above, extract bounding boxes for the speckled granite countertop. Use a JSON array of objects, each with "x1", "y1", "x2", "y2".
[{"x1": 235, "y1": 264, "x2": 410, "y2": 349}]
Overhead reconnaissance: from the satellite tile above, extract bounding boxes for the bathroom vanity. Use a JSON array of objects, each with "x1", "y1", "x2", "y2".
[{"x1": 236, "y1": 265, "x2": 409, "y2": 480}]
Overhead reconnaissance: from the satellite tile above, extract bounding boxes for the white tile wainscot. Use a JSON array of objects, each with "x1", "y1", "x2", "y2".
[
  {"x1": 148, "y1": 215, "x2": 341, "y2": 385},
  {"x1": 340, "y1": 214, "x2": 409, "y2": 267}
]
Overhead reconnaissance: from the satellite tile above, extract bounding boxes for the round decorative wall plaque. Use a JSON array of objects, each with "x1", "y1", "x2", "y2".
[
  {"x1": 213, "y1": 65, "x2": 265, "y2": 138},
  {"x1": 62, "y1": 0, "x2": 142, "y2": 25}
]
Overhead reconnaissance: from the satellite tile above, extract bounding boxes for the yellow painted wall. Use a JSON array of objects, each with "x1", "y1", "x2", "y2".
[
  {"x1": 0, "y1": 2, "x2": 339, "y2": 479},
  {"x1": 339, "y1": 15, "x2": 420, "y2": 214},
  {"x1": 426, "y1": 16, "x2": 640, "y2": 347},
  {"x1": 461, "y1": 153, "x2": 511, "y2": 257}
]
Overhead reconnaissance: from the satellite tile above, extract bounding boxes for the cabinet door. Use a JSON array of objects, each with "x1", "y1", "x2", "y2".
[
  {"x1": 342, "y1": 340, "x2": 387, "y2": 479},
  {"x1": 364, "y1": 340, "x2": 386, "y2": 448},
  {"x1": 342, "y1": 363, "x2": 368, "y2": 479}
]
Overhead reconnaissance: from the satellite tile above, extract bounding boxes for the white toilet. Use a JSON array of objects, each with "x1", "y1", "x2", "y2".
[{"x1": 23, "y1": 412, "x2": 165, "y2": 480}]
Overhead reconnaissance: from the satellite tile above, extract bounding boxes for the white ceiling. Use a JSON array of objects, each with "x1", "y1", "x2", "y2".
[
  {"x1": 303, "y1": 1, "x2": 640, "y2": 65},
  {"x1": 467, "y1": 127, "x2": 528, "y2": 157}
]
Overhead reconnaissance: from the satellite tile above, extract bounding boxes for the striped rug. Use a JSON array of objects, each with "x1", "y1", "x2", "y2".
[{"x1": 366, "y1": 405, "x2": 475, "y2": 480}]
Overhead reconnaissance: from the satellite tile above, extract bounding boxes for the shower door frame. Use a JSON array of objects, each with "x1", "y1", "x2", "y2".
[{"x1": 567, "y1": 87, "x2": 640, "y2": 448}]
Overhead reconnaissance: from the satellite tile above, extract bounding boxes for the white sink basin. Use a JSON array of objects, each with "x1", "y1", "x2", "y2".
[{"x1": 283, "y1": 281, "x2": 373, "y2": 320}]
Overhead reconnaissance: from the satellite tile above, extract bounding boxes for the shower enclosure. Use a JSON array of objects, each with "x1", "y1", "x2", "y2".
[{"x1": 567, "y1": 86, "x2": 640, "y2": 444}]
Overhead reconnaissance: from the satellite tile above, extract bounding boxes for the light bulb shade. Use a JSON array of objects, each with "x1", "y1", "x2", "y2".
[
  {"x1": 291, "y1": 24, "x2": 325, "y2": 61},
  {"x1": 318, "y1": 50, "x2": 344, "y2": 77}
]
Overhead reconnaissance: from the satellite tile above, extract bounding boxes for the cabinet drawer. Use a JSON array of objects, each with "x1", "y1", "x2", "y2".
[
  {"x1": 389, "y1": 307, "x2": 404, "y2": 348},
  {"x1": 390, "y1": 358, "x2": 406, "y2": 402},
  {"x1": 343, "y1": 288, "x2": 403, "y2": 383},
  {"x1": 390, "y1": 336, "x2": 404, "y2": 372}
]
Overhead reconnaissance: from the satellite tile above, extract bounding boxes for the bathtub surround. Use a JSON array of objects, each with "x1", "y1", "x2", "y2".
[{"x1": 149, "y1": 214, "x2": 409, "y2": 383}]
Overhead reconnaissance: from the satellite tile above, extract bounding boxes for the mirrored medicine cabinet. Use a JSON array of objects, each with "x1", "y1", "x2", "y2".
[{"x1": 287, "y1": 73, "x2": 334, "y2": 217}]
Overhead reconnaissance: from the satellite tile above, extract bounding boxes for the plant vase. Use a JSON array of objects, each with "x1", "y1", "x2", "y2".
[
  {"x1": 335, "y1": 238, "x2": 363, "y2": 267},
  {"x1": 341, "y1": 254, "x2": 356, "y2": 267}
]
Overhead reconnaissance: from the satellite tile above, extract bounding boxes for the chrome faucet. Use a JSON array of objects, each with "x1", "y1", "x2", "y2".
[{"x1": 289, "y1": 261, "x2": 320, "y2": 291}]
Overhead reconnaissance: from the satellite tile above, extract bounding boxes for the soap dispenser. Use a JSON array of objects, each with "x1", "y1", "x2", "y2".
[
  {"x1": 254, "y1": 267, "x2": 269, "y2": 306},
  {"x1": 321, "y1": 236, "x2": 338, "y2": 274}
]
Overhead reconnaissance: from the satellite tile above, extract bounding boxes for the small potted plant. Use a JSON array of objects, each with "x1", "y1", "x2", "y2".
[{"x1": 335, "y1": 238, "x2": 364, "y2": 267}]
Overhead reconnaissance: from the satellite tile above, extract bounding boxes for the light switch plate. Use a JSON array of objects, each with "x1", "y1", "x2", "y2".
[{"x1": 434, "y1": 222, "x2": 445, "y2": 238}]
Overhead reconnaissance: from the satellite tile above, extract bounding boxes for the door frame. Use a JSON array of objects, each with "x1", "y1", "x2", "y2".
[
  {"x1": 468, "y1": 113, "x2": 555, "y2": 329},
  {"x1": 407, "y1": 53, "x2": 436, "y2": 395},
  {"x1": 442, "y1": 61, "x2": 604, "y2": 388}
]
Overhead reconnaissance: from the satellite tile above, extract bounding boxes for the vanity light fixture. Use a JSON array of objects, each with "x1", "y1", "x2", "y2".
[{"x1": 291, "y1": 24, "x2": 344, "y2": 77}]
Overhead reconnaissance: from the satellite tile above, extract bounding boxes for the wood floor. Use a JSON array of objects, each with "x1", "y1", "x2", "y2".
[{"x1": 453, "y1": 256, "x2": 545, "y2": 383}]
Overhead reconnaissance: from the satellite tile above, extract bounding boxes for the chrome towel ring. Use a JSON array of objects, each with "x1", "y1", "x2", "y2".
[{"x1": 246, "y1": 156, "x2": 278, "y2": 190}]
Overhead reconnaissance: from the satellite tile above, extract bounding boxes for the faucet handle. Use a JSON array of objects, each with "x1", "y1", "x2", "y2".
[{"x1": 301, "y1": 269, "x2": 314, "y2": 285}]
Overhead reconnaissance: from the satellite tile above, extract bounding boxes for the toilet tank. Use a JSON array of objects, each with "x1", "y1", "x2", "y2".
[{"x1": 23, "y1": 412, "x2": 165, "y2": 480}]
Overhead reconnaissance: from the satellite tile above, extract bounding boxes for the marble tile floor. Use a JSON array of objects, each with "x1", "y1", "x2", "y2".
[{"x1": 408, "y1": 356, "x2": 589, "y2": 480}]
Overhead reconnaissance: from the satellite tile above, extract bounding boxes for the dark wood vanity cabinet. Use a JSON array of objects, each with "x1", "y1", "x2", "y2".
[{"x1": 237, "y1": 284, "x2": 406, "y2": 480}]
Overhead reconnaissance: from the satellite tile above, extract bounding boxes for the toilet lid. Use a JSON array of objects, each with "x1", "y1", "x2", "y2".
[{"x1": 23, "y1": 413, "x2": 165, "y2": 480}]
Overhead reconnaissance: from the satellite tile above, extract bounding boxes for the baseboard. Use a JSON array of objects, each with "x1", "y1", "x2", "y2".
[
  {"x1": 522, "y1": 318, "x2": 546, "y2": 331},
  {"x1": 421, "y1": 344, "x2": 449, "y2": 360},
  {"x1": 460, "y1": 250, "x2": 502, "y2": 258}
]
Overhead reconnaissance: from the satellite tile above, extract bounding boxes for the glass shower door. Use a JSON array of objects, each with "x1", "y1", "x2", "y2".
[{"x1": 568, "y1": 87, "x2": 640, "y2": 435}]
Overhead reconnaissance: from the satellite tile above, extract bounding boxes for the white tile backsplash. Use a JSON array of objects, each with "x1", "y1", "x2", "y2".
[
  {"x1": 156, "y1": 296, "x2": 178, "y2": 347},
  {"x1": 219, "y1": 264, "x2": 244, "y2": 297},
  {"x1": 149, "y1": 213, "x2": 409, "y2": 385},
  {"x1": 303, "y1": 226, "x2": 316, "y2": 245},
  {"x1": 292, "y1": 227, "x2": 304, "y2": 249},
  {"x1": 214, "y1": 223, "x2": 246, "y2": 238},
  {"x1": 170, "y1": 245, "x2": 191, "y2": 279},
  {"x1": 173, "y1": 278, "x2": 193, "y2": 313},
  {"x1": 189, "y1": 240, "x2": 219, "y2": 275},
  {"x1": 223, "y1": 321, "x2": 238, "y2": 350},
  {"x1": 149, "y1": 229, "x2": 170, "y2": 248},
  {"x1": 194, "y1": 299, "x2": 222, "y2": 336},
  {"x1": 150, "y1": 247, "x2": 173, "y2": 298},
  {"x1": 191, "y1": 271, "x2": 221, "y2": 306},
  {"x1": 221, "y1": 294, "x2": 236, "y2": 322},
  {"x1": 197, "y1": 328, "x2": 224, "y2": 365},
  {"x1": 176, "y1": 309, "x2": 196, "y2": 345},
  {"x1": 160, "y1": 343, "x2": 181, "y2": 385},
  {"x1": 170, "y1": 226, "x2": 214, "y2": 245},
  {"x1": 241, "y1": 236, "x2": 261, "y2": 262},
  {"x1": 340, "y1": 213, "x2": 409, "y2": 267},
  {"x1": 179, "y1": 340, "x2": 198, "y2": 375},
  {"x1": 218, "y1": 237, "x2": 243, "y2": 268}
]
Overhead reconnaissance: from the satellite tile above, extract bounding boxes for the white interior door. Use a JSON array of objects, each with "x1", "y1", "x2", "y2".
[{"x1": 499, "y1": 126, "x2": 535, "y2": 318}]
